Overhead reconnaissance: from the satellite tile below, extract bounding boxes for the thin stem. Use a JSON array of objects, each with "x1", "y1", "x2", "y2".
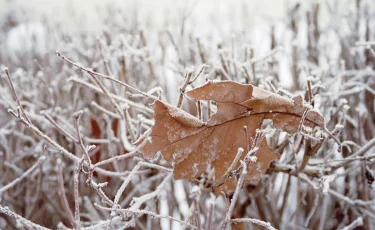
[
  {"x1": 196, "y1": 37, "x2": 207, "y2": 63},
  {"x1": 304, "y1": 193, "x2": 320, "y2": 227},
  {"x1": 177, "y1": 69, "x2": 194, "y2": 108},
  {"x1": 8, "y1": 108, "x2": 128, "y2": 178},
  {"x1": 109, "y1": 161, "x2": 172, "y2": 228},
  {"x1": 189, "y1": 64, "x2": 206, "y2": 84},
  {"x1": 0, "y1": 156, "x2": 46, "y2": 195},
  {"x1": 42, "y1": 112, "x2": 78, "y2": 143},
  {"x1": 355, "y1": 40, "x2": 375, "y2": 46},
  {"x1": 221, "y1": 161, "x2": 247, "y2": 230},
  {"x1": 97, "y1": 38, "x2": 114, "y2": 77},
  {"x1": 95, "y1": 204, "x2": 197, "y2": 229},
  {"x1": 333, "y1": 136, "x2": 375, "y2": 169},
  {"x1": 73, "y1": 158, "x2": 84, "y2": 230},
  {"x1": 341, "y1": 217, "x2": 364, "y2": 230},
  {"x1": 210, "y1": 148, "x2": 244, "y2": 190},
  {"x1": 206, "y1": 193, "x2": 216, "y2": 230},
  {"x1": 231, "y1": 218, "x2": 277, "y2": 230},
  {"x1": 94, "y1": 136, "x2": 149, "y2": 168},
  {"x1": 251, "y1": 47, "x2": 282, "y2": 64},
  {"x1": 57, "y1": 51, "x2": 158, "y2": 101},
  {"x1": 190, "y1": 187, "x2": 202, "y2": 230},
  {"x1": 130, "y1": 173, "x2": 172, "y2": 210},
  {"x1": 91, "y1": 101, "x2": 121, "y2": 119},
  {"x1": 295, "y1": 140, "x2": 323, "y2": 173},
  {"x1": 73, "y1": 110, "x2": 92, "y2": 165},
  {"x1": 5, "y1": 68, "x2": 32, "y2": 123},
  {"x1": 139, "y1": 30, "x2": 156, "y2": 80},
  {"x1": 278, "y1": 174, "x2": 291, "y2": 222},
  {"x1": 196, "y1": 101, "x2": 202, "y2": 120},
  {"x1": 0, "y1": 205, "x2": 51, "y2": 230},
  {"x1": 307, "y1": 79, "x2": 314, "y2": 106},
  {"x1": 56, "y1": 159, "x2": 76, "y2": 229},
  {"x1": 69, "y1": 76, "x2": 153, "y2": 113},
  {"x1": 124, "y1": 106, "x2": 136, "y2": 141}
]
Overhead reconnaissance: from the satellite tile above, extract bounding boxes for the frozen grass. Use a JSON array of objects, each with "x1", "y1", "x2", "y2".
[{"x1": 0, "y1": 0, "x2": 375, "y2": 229}]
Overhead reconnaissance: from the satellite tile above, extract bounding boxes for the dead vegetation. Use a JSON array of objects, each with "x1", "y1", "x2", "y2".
[{"x1": 0, "y1": 1, "x2": 374, "y2": 229}]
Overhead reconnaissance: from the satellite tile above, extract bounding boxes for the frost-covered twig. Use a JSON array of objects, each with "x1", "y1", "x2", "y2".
[
  {"x1": 304, "y1": 193, "x2": 319, "y2": 227},
  {"x1": 57, "y1": 51, "x2": 159, "y2": 101},
  {"x1": 7, "y1": 108, "x2": 120, "y2": 177},
  {"x1": 177, "y1": 68, "x2": 194, "y2": 108},
  {"x1": 221, "y1": 161, "x2": 247, "y2": 230},
  {"x1": 341, "y1": 217, "x2": 364, "y2": 230},
  {"x1": 231, "y1": 218, "x2": 277, "y2": 230},
  {"x1": 0, "y1": 205, "x2": 51, "y2": 230},
  {"x1": 210, "y1": 147, "x2": 244, "y2": 190},
  {"x1": 130, "y1": 173, "x2": 172, "y2": 210},
  {"x1": 56, "y1": 159, "x2": 76, "y2": 229},
  {"x1": 333, "y1": 136, "x2": 375, "y2": 169},
  {"x1": 108, "y1": 161, "x2": 172, "y2": 228},
  {"x1": 190, "y1": 186, "x2": 202, "y2": 230},
  {"x1": 42, "y1": 112, "x2": 78, "y2": 143},
  {"x1": 4, "y1": 68, "x2": 32, "y2": 124},
  {"x1": 112, "y1": 161, "x2": 172, "y2": 206},
  {"x1": 355, "y1": 41, "x2": 375, "y2": 46},
  {"x1": 0, "y1": 156, "x2": 45, "y2": 195},
  {"x1": 73, "y1": 158, "x2": 84, "y2": 230},
  {"x1": 206, "y1": 193, "x2": 216, "y2": 230},
  {"x1": 68, "y1": 76, "x2": 153, "y2": 113},
  {"x1": 95, "y1": 204, "x2": 197, "y2": 229},
  {"x1": 73, "y1": 110, "x2": 92, "y2": 165}
]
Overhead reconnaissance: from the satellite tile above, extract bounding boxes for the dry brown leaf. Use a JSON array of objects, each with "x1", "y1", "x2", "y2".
[{"x1": 135, "y1": 81, "x2": 325, "y2": 193}]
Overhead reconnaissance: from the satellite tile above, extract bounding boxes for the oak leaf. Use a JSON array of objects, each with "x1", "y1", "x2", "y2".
[{"x1": 135, "y1": 81, "x2": 324, "y2": 193}]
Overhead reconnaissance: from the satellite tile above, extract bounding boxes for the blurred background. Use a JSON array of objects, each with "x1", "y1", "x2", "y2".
[
  {"x1": 1, "y1": 0, "x2": 374, "y2": 229},
  {"x1": 0, "y1": 0, "x2": 363, "y2": 90}
]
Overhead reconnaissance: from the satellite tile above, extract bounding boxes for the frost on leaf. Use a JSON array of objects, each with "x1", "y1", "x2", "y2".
[{"x1": 135, "y1": 81, "x2": 325, "y2": 193}]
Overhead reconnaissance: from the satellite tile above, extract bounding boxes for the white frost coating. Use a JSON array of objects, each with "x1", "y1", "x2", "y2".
[
  {"x1": 309, "y1": 107, "x2": 323, "y2": 117},
  {"x1": 86, "y1": 145, "x2": 97, "y2": 152},
  {"x1": 159, "y1": 190, "x2": 170, "y2": 230},
  {"x1": 343, "y1": 104, "x2": 350, "y2": 111},
  {"x1": 275, "y1": 173, "x2": 285, "y2": 207},
  {"x1": 301, "y1": 125, "x2": 313, "y2": 133},
  {"x1": 313, "y1": 128, "x2": 325, "y2": 139},
  {"x1": 6, "y1": 22, "x2": 47, "y2": 63},
  {"x1": 120, "y1": 120, "x2": 135, "y2": 151},
  {"x1": 0, "y1": 206, "x2": 50, "y2": 230},
  {"x1": 192, "y1": 163, "x2": 199, "y2": 176},
  {"x1": 165, "y1": 56, "x2": 178, "y2": 104},
  {"x1": 322, "y1": 174, "x2": 337, "y2": 194},
  {"x1": 173, "y1": 181, "x2": 190, "y2": 219},
  {"x1": 208, "y1": 137, "x2": 220, "y2": 160},
  {"x1": 190, "y1": 185, "x2": 200, "y2": 194},
  {"x1": 205, "y1": 193, "x2": 216, "y2": 208},
  {"x1": 172, "y1": 210, "x2": 183, "y2": 230},
  {"x1": 172, "y1": 148, "x2": 193, "y2": 163},
  {"x1": 335, "y1": 124, "x2": 344, "y2": 129},
  {"x1": 120, "y1": 103, "x2": 130, "y2": 110},
  {"x1": 355, "y1": 104, "x2": 367, "y2": 117},
  {"x1": 248, "y1": 156, "x2": 257, "y2": 163},
  {"x1": 303, "y1": 102, "x2": 313, "y2": 110},
  {"x1": 169, "y1": 108, "x2": 193, "y2": 120},
  {"x1": 166, "y1": 123, "x2": 179, "y2": 141}
]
